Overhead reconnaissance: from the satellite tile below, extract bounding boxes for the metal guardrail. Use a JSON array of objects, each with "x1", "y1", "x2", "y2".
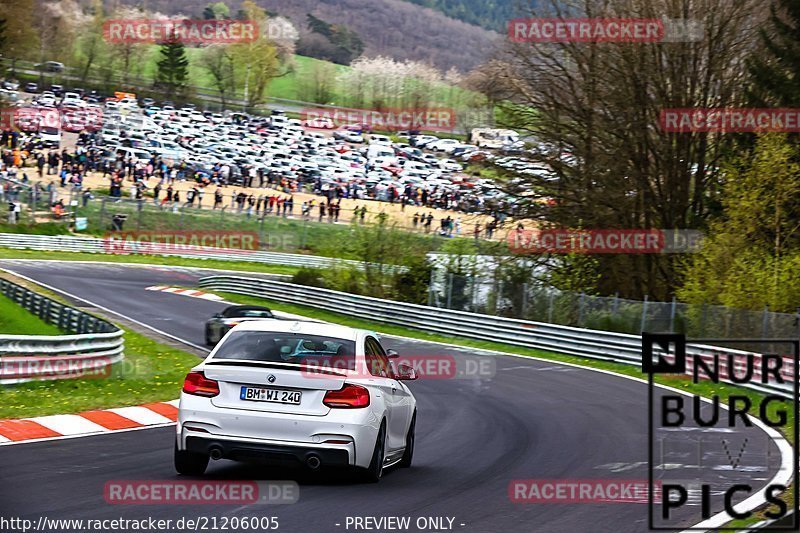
[
  {"x1": 0, "y1": 278, "x2": 124, "y2": 384},
  {"x1": 198, "y1": 275, "x2": 794, "y2": 398},
  {"x1": 0, "y1": 233, "x2": 362, "y2": 270}
]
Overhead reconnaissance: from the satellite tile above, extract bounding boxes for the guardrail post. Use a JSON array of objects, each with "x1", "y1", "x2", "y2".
[
  {"x1": 640, "y1": 295, "x2": 649, "y2": 333},
  {"x1": 57, "y1": 305, "x2": 67, "y2": 330}
]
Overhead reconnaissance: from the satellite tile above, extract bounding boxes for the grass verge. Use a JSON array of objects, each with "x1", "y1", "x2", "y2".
[
  {"x1": 0, "y1": 327, "x2": 200, "y2": 420},
  {"x1": 0, "y1": 273, "x2": 201, "y2": 419},
  {"x1": 0, "y1": 292, "x2": 63, "y2": 335},
  {"x1": 0, "y1": 324, "x2": 200, "y2": 419},
  {"x1": 212, "y1": 289, "x2": 795, "y2": 527}
]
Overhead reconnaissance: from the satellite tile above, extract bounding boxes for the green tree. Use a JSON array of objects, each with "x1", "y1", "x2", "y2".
[
  {"x1": 747, "y1": 0, "x2": 800, "y2": 106},
  {"x1": 0, "y1": 18, "x2": 6, "y2": 52},
  {"x1": 74, "y1": 0, "x2": 108, "y2": 83},
  {"x1": 228, "y1": 0, "x2": 291, "y2": 109},
  {"x1": 155, "y1": 31, "x2": 190, "y2": 101},
  {"x1": 201, "y1": 44, "x2": 235, "y2": 107},
  {"x1": 0, "y1": 0, "x2": 38, "y2": 71},
  {"x1": 678, "y1": 134, "x2": 800, "y2": 311},
  {"x1": 202, "y1": 2, "x2": 230, "y2": 20}
]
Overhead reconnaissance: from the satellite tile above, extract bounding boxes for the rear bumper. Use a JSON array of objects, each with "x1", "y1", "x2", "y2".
[
  {"x1": 186, "y1": 435, "x2": 350, "y2": 467},
  {"x1": 178, "y1": 393, "x2": 381, "y2": 468}
]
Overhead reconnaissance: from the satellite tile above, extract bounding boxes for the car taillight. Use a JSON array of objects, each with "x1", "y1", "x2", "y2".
[
  {"x1": 182, "y1": 371, "x2": 220, "y2": 397},
  {"x1": 323, "y1": 384, "x2": 370, "y2": 408}
]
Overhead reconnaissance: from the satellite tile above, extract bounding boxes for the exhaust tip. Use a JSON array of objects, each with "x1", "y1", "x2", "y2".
[
  {"x1": 306, "y1": 454, "x2": 321, "y2": 470},
  {"x1": 209, "y1": 446, "x2": 224, "y2": 460}
]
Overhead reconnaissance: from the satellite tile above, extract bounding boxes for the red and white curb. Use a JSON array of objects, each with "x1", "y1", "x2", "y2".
[
  {"x1": 146, "y1": 286, "x2": 225, "y2": 301},
  {"x1": 0, "y1": 400, "x2": 179, "y2": 445}
]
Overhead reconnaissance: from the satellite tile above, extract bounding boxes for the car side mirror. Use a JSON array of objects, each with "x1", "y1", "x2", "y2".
[
  {"x1": 212, "y1": 313, "x2": 223, "y2": 318},
  {"x1": 386, "y1": 349, "x2": 399, "y2": 359},
  {"x1": 396, "y1": 362, "x2": 417, "y2": 381}
]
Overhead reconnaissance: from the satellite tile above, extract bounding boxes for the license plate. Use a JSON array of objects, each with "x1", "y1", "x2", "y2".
[{"x1": 240, "y1": 386, "x2": 302, "y2": 405}]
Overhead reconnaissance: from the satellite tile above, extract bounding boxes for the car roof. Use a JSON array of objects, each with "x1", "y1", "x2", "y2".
[
  {"x1": 233, "y1": 319, "x2": 362, "y2": 341},
  {"x1": 223, "y1": 304, "x2": 272, "y2": 313}
]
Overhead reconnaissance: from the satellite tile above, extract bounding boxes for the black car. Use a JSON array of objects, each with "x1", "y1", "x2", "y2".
[
  {"x1": 205, "y1": 305, "x2": 276, "y2": 346},
  {"x1": 25, "y1": 82, "x2": 39, "y2": 93},
  {"x1": 50, "y1": 84, "x2": 64, "y2": 97}
]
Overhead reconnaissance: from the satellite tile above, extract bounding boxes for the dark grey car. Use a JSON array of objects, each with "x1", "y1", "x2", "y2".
[{"x1": 204, "y1": 305, "x2": 276, "y2": 346}]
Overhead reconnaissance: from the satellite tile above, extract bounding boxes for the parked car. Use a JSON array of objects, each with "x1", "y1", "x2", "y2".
[
  {"x1": 34, "y1": 61, "x2": 65, "y2": 73},
  {"x1": 427, "y1": 138, "x2": 462, "y2": 153},
  {"x1": 333, "y1": 129, "x2": 364, "y2": 143},
  {"x1": 24, "y1": 82, "x2": 39, "y2": 93}
]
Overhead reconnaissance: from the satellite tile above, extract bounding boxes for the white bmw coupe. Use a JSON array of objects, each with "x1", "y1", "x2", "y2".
[{"x1": 175, "y1": 320, "x2": 417, "y2": 482}]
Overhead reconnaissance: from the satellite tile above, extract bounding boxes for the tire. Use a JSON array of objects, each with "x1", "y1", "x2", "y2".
[
  {"x1": 362, "y1": 422, "x2": 386, "y2": 483},
  {"x1": 174, "y1": 442, "x2": 209, "y2": 476},
  {"x1": 399, "y1": 412, "x2": 415, "y2": 468}
]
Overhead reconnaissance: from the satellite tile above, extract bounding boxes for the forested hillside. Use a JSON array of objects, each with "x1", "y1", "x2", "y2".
[
  {"x1": 403, "y1": 0, "x2": 523, "y2": 32},
  {"x1": 112, "y1": 0, "x2": 501, "y2": 71}
]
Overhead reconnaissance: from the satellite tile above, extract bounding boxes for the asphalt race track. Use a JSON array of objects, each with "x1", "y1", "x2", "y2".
[{"x1": 0, "y1": 261, "x2": 786, "y2": 533}]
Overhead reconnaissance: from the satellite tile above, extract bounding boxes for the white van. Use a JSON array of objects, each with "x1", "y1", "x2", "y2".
[
  {"x1": 470, "y1": 128, "x2": 520, "y2": 149},
  {"x1": 111, "y1": 146, "x2": 153, "y2": 164},
  {"x1": 366, "y1": 144, "x2": 395, "y2": 160},
  {"x1": 39, "y1": 125, "x2": 61, "y2": 147},
  {"x1": 62, "y1": 92, "x2": 84, "y2": 107}
]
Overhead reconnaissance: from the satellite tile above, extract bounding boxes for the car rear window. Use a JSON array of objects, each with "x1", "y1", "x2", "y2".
[
  {"x1": 228, "y1": 309, "x2": 273, "y2": 318},
  {"x1": 213, "y1": 331, "x2": 356, "y2": 370}
]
